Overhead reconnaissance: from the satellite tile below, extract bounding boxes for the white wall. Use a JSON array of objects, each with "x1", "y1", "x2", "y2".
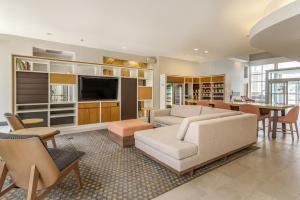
[
  {"x1": 198, "y1": 59, "x2": 246, "y2": 101},
  {"x1": 0, "y1": 34, "x2": 150, "y2": 122},
  {"x1": 153, "y1": 56, "x2": 200, "y2": 108}
]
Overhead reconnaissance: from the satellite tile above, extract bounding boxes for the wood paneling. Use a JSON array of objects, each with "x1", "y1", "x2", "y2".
[
  {"x1": 50, "y1": 73, "x2": 76, "y2": 84},
  {"x1": 101, "y1": 107, "x2": 111, "y2": 122},
  {"x1": 121, "y1": 69, "x2": 130, "y2": 77},
  {"x1": 212, "y1": 75, "x2": 225, "y2": 82},
  {"x1": 101, "y1": 102, "x2": 120, "y2": 122},
  {"x1": 185, "y1": 77, "x2": 193, "y2": 83},
  {"x1": 138, "y1": 70, "x2": 145, "y2": 78},
  {"x1": 138, "y1": 87, "x2": 152, "y2": 100},
  {"x1": 167, "y1": 76, "x2": 184, "y2": 83},
  {"x1": 103, "y1": 56, "x2": 149, "y2": 69},
  {"x1": 193, "y1": 77, "x2": 200, "y2": 83},
  {"x1": 111, "y1": 106, "x2": 120, "y2": 121},
  {"x1": 78, "y1": 103, "x2": 100, "y2": 109},
  {"x1": 78, "y1": 103, "x2": 100, "y2": 125},
  {"x1": 103, "y1": 68, "x2": 113, "y2": 76},
  {"x1": 121, "y1": 78, "x2": 137, "y2": 120},
  {"x1": 200, "y1": 76, "x2": 211, "y2": 83}
]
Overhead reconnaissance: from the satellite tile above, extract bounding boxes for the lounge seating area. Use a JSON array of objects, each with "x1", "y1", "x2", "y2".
[{"x1": 1, "y1": 1, "x2": 300, "y2": 199}]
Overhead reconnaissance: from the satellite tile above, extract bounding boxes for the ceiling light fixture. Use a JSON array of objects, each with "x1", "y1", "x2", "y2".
[
  {"x1": 204, "y1": 50, "x2": 209, "y2": 54},
  {"x1": 121, "y1": 46, "x2": 127, "y2": 49},
  {"x1": 193, "y1": 48, "x2": 199, "y2": 51}
]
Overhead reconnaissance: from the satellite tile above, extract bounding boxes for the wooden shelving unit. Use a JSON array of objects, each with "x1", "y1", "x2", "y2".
[
  {"x1": 13, "y1": 55, "x2": 154, "y2": 128},
  {"x1": 160, "y1": 74, "x2": 225, "y2": 108}
]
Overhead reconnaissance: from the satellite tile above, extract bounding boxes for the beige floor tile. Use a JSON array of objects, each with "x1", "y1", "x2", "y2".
[{"x1": 154, "y1": 131, "x2": 300, "y2": 200}]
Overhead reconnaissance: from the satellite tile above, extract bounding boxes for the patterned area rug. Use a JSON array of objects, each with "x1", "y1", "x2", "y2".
[{"x1": 2, "y1": 130, "x2": 258, "y2": 200}]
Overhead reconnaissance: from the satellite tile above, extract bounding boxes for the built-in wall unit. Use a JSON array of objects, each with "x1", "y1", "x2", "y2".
[
  {"x1": 13, "y1": 55, "x2": 153, "y2": 128},
  {"x1": 160, "y1": 74, "x2": 225, "y2": 108}
]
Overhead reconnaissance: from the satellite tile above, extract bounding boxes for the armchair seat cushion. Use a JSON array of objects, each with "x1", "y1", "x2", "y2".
[{"x1": 48, "y1": 148, "x2": 85, "y2": 171}]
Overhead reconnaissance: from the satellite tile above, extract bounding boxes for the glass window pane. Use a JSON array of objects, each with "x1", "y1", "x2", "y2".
[
  {"x1": 251, "y1": 65, "x2": 262, "y2": 74},
  {"x1": 263, "y1": 64, "x2": 274, "y2": 72},
  {"x1": 251, "y1": 82, "x2": 262, "y2": 93},
  {"x1": 251, "y1": 74, "x2": 262, "y2": 82},
  {"x1": 278, "y1": 61, "x2": 300, "y2": 69}
]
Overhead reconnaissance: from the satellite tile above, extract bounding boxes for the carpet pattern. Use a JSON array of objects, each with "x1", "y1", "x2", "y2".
[{"x1": 2, "y1": 130, "x2": 258, "y2": 200}]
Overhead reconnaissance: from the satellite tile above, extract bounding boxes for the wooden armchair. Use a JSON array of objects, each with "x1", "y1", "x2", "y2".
[
  {"x1": 4, "y1": 113, "x2": 60, "y2": 148},
  {"x1": 0, "y1": 133, "x2": 84, "y2": 200}
]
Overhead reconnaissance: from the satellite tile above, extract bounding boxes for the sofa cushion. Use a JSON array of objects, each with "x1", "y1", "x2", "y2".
[
  {"x1": 135, "y1": 125, "x2": 198, "y2": 160},
  {"x1": 153, "y1": 116, "x2": 184, "y2": 126},
  {"x1": 201, "y1": 106, "x2": 232, "y2": 115},
  {"x1": 170, "y1": 105, "x2": 202, "y2": 118},
  {"x1": 176, "y1": 111, "x2": 242, "y2": 140}
]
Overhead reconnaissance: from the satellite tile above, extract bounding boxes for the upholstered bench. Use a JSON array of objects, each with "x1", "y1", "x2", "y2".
[{"x1": 107, "y1": 119, "x2": 153, "y2": 147}]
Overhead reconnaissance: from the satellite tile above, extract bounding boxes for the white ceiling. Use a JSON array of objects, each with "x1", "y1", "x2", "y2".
[
  {"x1": 0, "y1": 0, "x2": 271, "y2": 62},
  {"x1": 250, "y1": 1, "x2": 300, "y2": 61}
]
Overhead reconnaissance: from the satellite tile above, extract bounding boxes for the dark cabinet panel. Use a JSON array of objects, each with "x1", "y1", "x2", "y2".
[
  {"x1": 121, "y1": 78, "x2": 137, "y2": 120},
  {"x1": 16, "y1": 72, "x2": 48, "y2": 104}
]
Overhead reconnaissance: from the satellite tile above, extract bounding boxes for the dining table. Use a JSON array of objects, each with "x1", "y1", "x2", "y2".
[{"x1": 214, "y1": 102, "x2": 294, "y2": 139}]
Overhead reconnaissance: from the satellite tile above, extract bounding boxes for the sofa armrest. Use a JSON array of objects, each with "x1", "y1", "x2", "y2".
[{"x1": 150, "y1": 109, "x2": 171, "y2": 123}]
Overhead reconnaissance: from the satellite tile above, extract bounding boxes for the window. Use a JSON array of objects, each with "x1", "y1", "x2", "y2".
[
  {"x1": 249, "y1": 64, "x2": 274, "y2": 102},
  {"x1": 278, "y1": 61, "x2": 300, "y2": 69}
]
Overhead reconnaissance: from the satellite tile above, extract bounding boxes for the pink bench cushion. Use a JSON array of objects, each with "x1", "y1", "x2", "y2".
[{"x1": 107, "y1": 119, "x2": 153, "y2": 137}]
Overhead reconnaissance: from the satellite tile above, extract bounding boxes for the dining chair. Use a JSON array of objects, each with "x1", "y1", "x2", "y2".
[
  {"x1": 0, "y1": 133, "x2": 84, "y2": 200},
  {"x1": 4, "y1": 113, "x2": 60, "y2": 148},
  {"x1": 239, "y1": 104, "x2": 270, "y2": 135},
  {"x1": 214, "y1": 102, "x2": 231, "y2": 110},
  {"x1": 196, "y1": 100, "x2": 210, "y2": 107},
  {"x1": 268, "y1": 106, "x2": 299, "y2": 141}
]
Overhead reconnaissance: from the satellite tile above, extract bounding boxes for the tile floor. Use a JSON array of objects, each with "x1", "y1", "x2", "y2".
[{"x1": 155, "y1": 124, "x2": 300, "y2": 200}]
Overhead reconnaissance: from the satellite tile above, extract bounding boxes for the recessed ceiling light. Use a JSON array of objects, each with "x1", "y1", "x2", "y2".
[
  {"x1": 193, "y1": 48, "x2": 199, "y2": 51},
  {"x1": 46, "y1": 32, "x2": 53, "y2": 36},
  {"x1": 204, "y1": 50, "x2": 209, "y2": 54},
  {"x1": 121, "y1": 46, "x2": 127, "y2": 49}
]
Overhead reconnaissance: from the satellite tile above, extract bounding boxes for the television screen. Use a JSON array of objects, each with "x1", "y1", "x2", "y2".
[{"x1": 78, "y1": 76, "x2": 118, "y2": 101}]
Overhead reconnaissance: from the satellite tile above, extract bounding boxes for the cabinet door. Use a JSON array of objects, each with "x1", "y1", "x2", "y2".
[
  {"x1": 89, "y1": 108, "x2": 100, "y2": 124},
  {"x1": 101, "y1": 107, "x2": 111, "y2": 122},
  {"x1": 111, "y1": 106, "x2": 120, "y2": 121},
  {"x1": 78, "y1": 108, "x2": 90, "y2": 125},
  {"x1": 121, "y1": 78, "x2": 137, "y2": 120}
]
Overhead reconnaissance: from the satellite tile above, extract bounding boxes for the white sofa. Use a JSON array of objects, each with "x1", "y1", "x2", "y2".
[
  {"x1": 150, "y1": 105, "x2": 232, "y2": 127},
  {"x1": 135, "y1": 111, "x2": 257, "y2": 175}
]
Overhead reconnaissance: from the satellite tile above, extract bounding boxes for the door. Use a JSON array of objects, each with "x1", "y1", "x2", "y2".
[
  {"x1": 166, "y1": 83, "x2": 173, "y2": 108},
  {"x1": 174, "y1": 84, "x2": 184, "y2": 105},
  {"x1": 269, "y1": 81, "x2": 288, "y2": 104},
  {"x1": 287, "y1": 81, "x2": 300, "y2": 105},
  {"x1": 111, "y1": 106, "x2": 120, "y2": 121}
]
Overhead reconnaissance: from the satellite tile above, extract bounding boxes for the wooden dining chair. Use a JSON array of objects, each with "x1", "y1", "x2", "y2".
[
  {"x1": 268, "y1": 106, "x2": 299, "y2": 141},
  {"x1": 214, "y1": 102, "x2": 231, "y2": 110},
  {"x1": 0, "y1": 133, "x2": 84, "y2": 200},
  {"x1": 239, "y1": 104, "x2": 270, "y2": 135},
  {"x1": 4, "y1": 113, "x2": 60, "y2": 148}
]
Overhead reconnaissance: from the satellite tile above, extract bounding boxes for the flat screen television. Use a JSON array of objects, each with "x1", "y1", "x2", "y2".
[{"x1": 78, "y1": 76, "x2": 118, "y2": 101}]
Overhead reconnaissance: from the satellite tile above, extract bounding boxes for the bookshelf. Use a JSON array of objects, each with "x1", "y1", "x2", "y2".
[{"x1": 13, "y1": 55, "x2": 154, "y2": 128}]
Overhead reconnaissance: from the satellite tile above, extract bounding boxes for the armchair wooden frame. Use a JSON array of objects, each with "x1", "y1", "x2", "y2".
[
  {"x1": 0, "y1": 160, "x2": 82, "y2": 200},
  {"x1": 0, "y1": 136, "x2": 83, "y2": 200}
]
